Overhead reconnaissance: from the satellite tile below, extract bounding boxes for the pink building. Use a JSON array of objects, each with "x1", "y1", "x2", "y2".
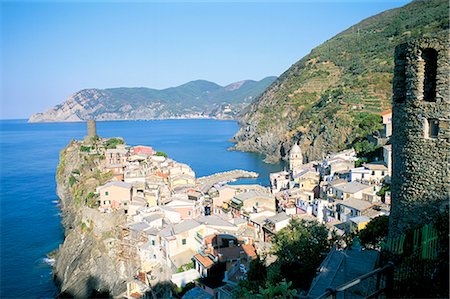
[
  {"x1": 213, "y1": 186, "x2": 236, "y2": 210},
  {"x1": 97, "y1": 181, "x2": 133, "y2": 212},
  {"x1": 133, "y1": 145, "x2": 153, "y2": 155}
]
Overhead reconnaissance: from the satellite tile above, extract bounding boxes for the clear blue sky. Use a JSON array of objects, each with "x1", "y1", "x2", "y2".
[{"x1": 1, "y1": 0, "x2": 410, "y2": 119}]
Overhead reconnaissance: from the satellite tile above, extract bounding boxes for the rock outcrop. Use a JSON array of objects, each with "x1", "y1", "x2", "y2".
[
  {"x1": 232, "y1": 0, "x2": 448, "y2": 163},
  {"x1": 53, "y1": 141, "x2": 136, "y2": 298}
]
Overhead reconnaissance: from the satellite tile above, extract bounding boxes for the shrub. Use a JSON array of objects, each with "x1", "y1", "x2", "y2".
[
  {"x1": 156, "y1": 151, "x2": 168, "y2": 158},
  {"x1": 80, "y1": 145, "x2": 91, "y2": 152},
  {"x1": 69, "y1": 175, "x2": 77, "y2": 187},
  {"x1": 105, "y1": 138, "x2": 124, "y2": 149}
]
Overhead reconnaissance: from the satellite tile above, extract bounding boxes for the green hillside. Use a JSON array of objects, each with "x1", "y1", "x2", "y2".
[
  {"x1": 233, "y1": 0, "x2": 449, "y2": 162},
  {"x1": 29, "y1": 77, "x2": 277, "y2": 122}
]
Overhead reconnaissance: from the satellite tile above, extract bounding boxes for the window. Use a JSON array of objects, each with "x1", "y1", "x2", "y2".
[
  {"x1": 182, "y1": 239, "x2": 186, "y2": 245},
  {"x1": 426, "y1": 119, "x2": 440, "y2": 138},
  {"x1": 382, "y1": 171, "x2": 385, "y2": 176},
  {"x1": 123, "y1": 202, "x2": 127, "y2": 206},
  {"x1": 422, "y1": 48, "x2": 438, "y2": 102},
  {"x1": 105, "y1": 191, "x2": 109, "y2": 196},
  {"x1": 151, "y1": 240, "x2": 155, "y2": 246},
  {"x1": 188, "y1": 211, "x2": 192, "y2": 216},
  {"x1": 372, "y1": 171, "x2": 375, "y2": 175}
]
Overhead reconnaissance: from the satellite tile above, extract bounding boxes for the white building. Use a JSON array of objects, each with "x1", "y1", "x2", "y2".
[{"x1": 289, "y1": 142, "x2": 303, "y2": 176}]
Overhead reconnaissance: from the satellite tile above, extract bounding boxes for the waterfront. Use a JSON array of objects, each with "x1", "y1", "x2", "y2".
[{"x1": 0, "y1": 119, "x2": 282, "y2": 298}]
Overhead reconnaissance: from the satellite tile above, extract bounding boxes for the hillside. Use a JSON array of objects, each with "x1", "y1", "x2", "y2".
[
  {"x1": 28, "y1": 77, "x2": 276, "y2": 122},
  {"x1": 232, "y1": 0, "x2": 448, "y2": 162}
]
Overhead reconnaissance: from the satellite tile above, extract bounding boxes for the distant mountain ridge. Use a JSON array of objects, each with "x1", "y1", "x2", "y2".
[
  {"x1": 232, "y1": 0, "x2": 448, "y2": 162},
  {"x1": 28, "y1": 77, "x2": 276, "y2": 122}
]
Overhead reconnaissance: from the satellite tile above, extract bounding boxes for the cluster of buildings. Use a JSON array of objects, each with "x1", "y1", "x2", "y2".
[
  {"x1": 82, "y1": 111, "x2": 393, "y2": 298},
  {"x1": 272, "y1": 119, "x2": 392, "y2": 238},
  {"x1": 83, "y1": 137, "x2": 275, "y2": 298}
]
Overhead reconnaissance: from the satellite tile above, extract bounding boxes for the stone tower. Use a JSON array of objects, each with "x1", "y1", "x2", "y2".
[
  {"x1": 87, "y1": 119, "x2": 97, "y2": 137},
  {"x1": 289, "y1": 142, "x2": 303, "y2": 176},
  {"x1": 389, "y1": 38, "x2": 449, "y2": 237}
]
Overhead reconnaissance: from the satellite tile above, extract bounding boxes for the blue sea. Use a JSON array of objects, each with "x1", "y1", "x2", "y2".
[{"x1": 0, "y1": 119, "x2": 282, "y2": 298}]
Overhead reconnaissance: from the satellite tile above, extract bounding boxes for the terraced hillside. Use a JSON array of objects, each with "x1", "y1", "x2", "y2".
[{"x1": 232, "y1": 0, "x2": 449, "y2": 162}]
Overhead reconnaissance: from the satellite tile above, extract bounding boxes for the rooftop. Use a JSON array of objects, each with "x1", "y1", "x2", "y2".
[
  {"x1": 334, "y1": 181, "x2": 372, "y2": 194},
  {"x1": 98, "y1": 181, "x2": 132, "y2": 190},
  {"x1": 363, "y1": 161, "x2": 388, "y2": 171},
  {"x1": 340, "y1": 197, "x2": 374, "y2": 211},
  {"x1": 267, "y1": 212, "x2": 290, "y2": 224},
  {"x1": 196, "y1": 215, "x2": 235, "y2": 228},
  {"x1": 349, "y1": 215, "x2": 371, "y2": 224},
  {"x1": 234, "y1": 190, "x2": 273, "y2": 202},
  {"x1": 307, "y1": 248, "x2": 379, "y2": 298},
  {"x1": 173, "y1": 219, "x2": 201, "y2": 234},
  {"x1": 193, "y1": 253, "x2": 215, "y2": 269}
]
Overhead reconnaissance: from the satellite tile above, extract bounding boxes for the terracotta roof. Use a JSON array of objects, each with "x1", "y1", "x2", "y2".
[
  {"x1": 204, "y1": 234, "x2": 216, "y2": 246},
  {"x1": 137, "y1": 271, "x2": 146, "y2": 284},
  {"x1": 130, "y1": 292, "x2": 142, "y2": 299},
  {"x1": 380, "y1": 110, "x2": 392, "y2": 116},
  {"x1": 155, "y1": 172, "x2": 168, "y2": 178},
  {"x1": 242, "y1": 244, "x2": 257, "y2": 259},
  {"x1": 193, "y1": 253, "x2": 215, "y2": 268}
]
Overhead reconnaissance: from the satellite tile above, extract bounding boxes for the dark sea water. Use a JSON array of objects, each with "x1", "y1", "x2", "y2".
[{"x1": 0, "y1": 119, "x2": 282, "y2": 298}]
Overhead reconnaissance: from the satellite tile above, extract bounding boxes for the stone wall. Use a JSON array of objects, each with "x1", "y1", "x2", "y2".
[
  {"x1": 87, "y1": 119, "x2": 97, "y2": 137},
  {"x1": 389, "y1": 38, "x2": 449, "y2": 237}
]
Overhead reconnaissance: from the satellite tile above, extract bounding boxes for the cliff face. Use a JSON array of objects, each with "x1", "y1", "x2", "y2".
[
  {"x1": 232, "y1": 0, "x2": 449, "y2": 163},
  {"x1": 54, "y1": 142, "x2": 136, "y2": 298},
  {"x1": 29, "y1": 77, "x2": 276, "y2": 123}
]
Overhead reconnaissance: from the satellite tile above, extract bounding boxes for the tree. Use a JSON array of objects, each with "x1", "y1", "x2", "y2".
[
  {"x1": 258, "y1": 280, "x2": 297, "y2": 299},
  {"x1": 358, "y1": 215, "x2": 389, "y2": 249},
  {"x1": 270, "y1": 219, "x2": 333, "y2": 291}
]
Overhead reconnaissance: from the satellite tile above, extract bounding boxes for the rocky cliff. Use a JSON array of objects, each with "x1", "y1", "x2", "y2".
[
  {"x1": 54, "y1": 141, "x2": 136, "y2": 298},
  {"x1": 232, "y1": 0, "x2": 448, "y2": 163},
  {"x1": 29, "y1": 77, "x2": 276, "y2": 123}
]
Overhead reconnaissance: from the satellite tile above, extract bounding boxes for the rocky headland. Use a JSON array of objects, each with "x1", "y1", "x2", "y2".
[
  {"x1": 53, "y1": 136, "x2": 262, "y2": 298},
  {"x1": 54, "y1": 140, "x2": 136, "y2": 297},
  {"x1": 29, "y1": 77, "x2": 276, "y2": 123}
]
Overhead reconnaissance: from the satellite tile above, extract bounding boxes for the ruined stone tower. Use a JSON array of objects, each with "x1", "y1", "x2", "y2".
[
  {"x1": 83, "y1": 119, "x2": 97, "y2": 144},
  {"x1": 389, "y1": 38, "x2": 449, "y2": 237},
  {"x1": 87, "y1": 119, "x2": 97, "y2": 137}
]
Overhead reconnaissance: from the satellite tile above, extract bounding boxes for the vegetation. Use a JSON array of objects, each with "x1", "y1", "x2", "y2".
[
  {"x1": 69, "y1": 175, "x2": 77, "y2": 187},
  {"x1": 236, "y1": 279, "x2": 297, "y2": 299},
  {"x1": 156, "y1": 151, "x2": 168, "y2": 158},
  {"x1": 239, "y1": 0, "x2": 449, "y2": 161},
  {"x1": 358, "y1": 215, "x2": 389, "y2": 249},
  {"x1": 80, "y1": 145, "x2": 91, "y2": 152},
  {"x1": 174, "y1": 282, "x2": 195, "y2": 297},
  {"x1": 236, "y1": 219, "x2": 335, "y2": 296},
  {"x1": 376, "y1": 183, "x2": 391, "y2": 201},
  {"x1": 85, "y1": 192, "x2": 99, "y2": 208},
  {"x1": 105, "y1": 138, "x2": 124, "y2": 149},
  {"x1": 176, "y1": 261, "x2": 194, "y2": 273}
]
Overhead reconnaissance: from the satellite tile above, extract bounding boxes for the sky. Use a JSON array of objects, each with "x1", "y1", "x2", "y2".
[{"x1": 1, "y1": 0, "x2": 410, "y2": 119}]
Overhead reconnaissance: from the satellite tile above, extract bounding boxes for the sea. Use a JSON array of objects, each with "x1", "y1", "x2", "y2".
[{"x1": 0, "y1": 119, "x2": 282, "y2": 298}]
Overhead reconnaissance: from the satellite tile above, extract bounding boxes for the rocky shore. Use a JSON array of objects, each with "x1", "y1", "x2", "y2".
[{"x1": 53, "y1": 141, "x2": 136, "y2": 298}]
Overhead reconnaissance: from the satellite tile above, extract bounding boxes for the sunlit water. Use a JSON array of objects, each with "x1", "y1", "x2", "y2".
[{"x1": 0, "y1": 119, "x2": 282, "y2": 298}]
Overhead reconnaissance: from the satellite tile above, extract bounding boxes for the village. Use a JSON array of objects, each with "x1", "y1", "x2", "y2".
[{"x1": 79, "y1": 109, "x2": 393, "y2": 299}]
